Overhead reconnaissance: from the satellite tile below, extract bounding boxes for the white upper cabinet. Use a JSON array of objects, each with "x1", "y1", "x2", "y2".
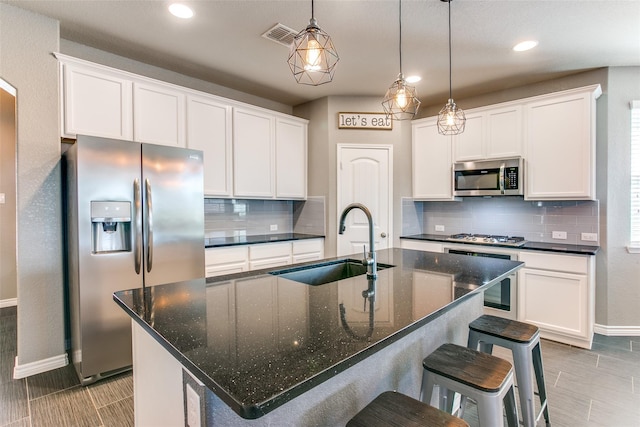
[
  {"x1": 133, "y1": 82, "x2": 185, "y2": 147},
  {"x1": 454, "y1": 104, "x2": 523, "y2": 161},
  {"x1": 524, "y1": 85, "x2": 601, "y2": 200},
  {"x1": 60, "y1": 58, "x2": 132, "y2": 140},
  {"x1": 412, "y1": 118, "x2": 456, "y2": 200},
  {"x1": 233, "y1": 107, "x2": 275, "y2": 198},
  {"x1": 186, "y1": 95, "x2": 232, "y2": 197},
  {"x1": 233, "y1": 107, "x2": 308, "y2": 200},
  {"x1": 56, "y1": 54, "x2": 308, "y2": 200},
  {"x1": 275, "y1": 117, "x2": 307, "y2": 199}
]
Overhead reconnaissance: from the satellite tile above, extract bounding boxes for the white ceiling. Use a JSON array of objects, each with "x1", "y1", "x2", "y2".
[{"x1": 5, "y1": 0, "x2": 640, "y2": 107}]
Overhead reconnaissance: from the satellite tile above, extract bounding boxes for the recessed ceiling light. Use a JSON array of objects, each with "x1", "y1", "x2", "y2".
[
  {"x1": 169, "y1": 3, "x2": 194, "y2": 19},
  {"x1": 405, "y1": 75, "x2": 422, "y2": 84},
  {"x1": 513, "y1": 40, "x2": 538, "y2": 52}
]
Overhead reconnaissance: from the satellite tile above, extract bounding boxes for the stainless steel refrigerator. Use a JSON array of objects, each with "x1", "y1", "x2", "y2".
[{"x1": 64, "y1": 134, "x2": 204, "y2": 384}]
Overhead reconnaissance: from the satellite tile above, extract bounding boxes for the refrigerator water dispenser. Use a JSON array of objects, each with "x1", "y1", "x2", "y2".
[{"x1": 91, "y1": 201, "x2": 132, "y2": 253}]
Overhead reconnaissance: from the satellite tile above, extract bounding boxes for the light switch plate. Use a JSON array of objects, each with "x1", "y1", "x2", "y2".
[
  {"x1": 0, "y1": 193, "x2": 5, "y2": 204},
  {"x1": 581, "y1": 232, "x2": 598, "y2": 242},
  {"x1": 435, "y1": 225, "x2": 445, "y2": 232}
]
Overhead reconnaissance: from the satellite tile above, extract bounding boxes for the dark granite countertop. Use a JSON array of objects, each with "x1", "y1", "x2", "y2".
[
  {"x1": 205, "y1": 232, "x2": 324, "y2": 248},
  {"x1": 400, "y1": 234, "x2": 599, "y2": 255},
  {"x1": 113, "y1": 248, "x2": 522, "y2": 419}
]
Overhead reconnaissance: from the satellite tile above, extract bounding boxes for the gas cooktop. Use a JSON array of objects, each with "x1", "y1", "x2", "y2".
[{"x1": 446, "y1": 233, "x2": 527, "y2": 247}]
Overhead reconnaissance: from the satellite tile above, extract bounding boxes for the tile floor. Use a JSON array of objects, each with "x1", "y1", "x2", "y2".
[{"x1": 1, "y1": 305, "x2": 639, "y2": 426}]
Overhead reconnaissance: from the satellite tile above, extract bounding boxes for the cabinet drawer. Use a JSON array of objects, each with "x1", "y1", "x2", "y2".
[
  {"x1": 205, "y1": 246, "x2": 248, "y2": 266},
  {"x1": 249, "y1": 242, "x2": 292, "y2": 260},
  {"x1": 292, "y1": 239, "x2": 324, "y2": 255},
  {"x1": 519, "y1": 251, "x2": 588, "y2": 274},
  {"x1": 400, "y1": 240, "x2": 443, "y2": 253}
]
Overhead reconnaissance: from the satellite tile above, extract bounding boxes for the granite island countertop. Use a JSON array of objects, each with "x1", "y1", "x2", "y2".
[{"x1": 113, "y1": 247, "x2": 523, "y2": 419}]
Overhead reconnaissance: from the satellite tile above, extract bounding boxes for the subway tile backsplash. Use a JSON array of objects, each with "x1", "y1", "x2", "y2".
[
  {"x1": 204, "y1": 197, "x2": 326, "y2": 238},
  {"x1": 204, "y1": 199, "x2": 293, "y2": 238},
  {"x1": 402, "y1": 197, "x2": 599, "y2": 245}
]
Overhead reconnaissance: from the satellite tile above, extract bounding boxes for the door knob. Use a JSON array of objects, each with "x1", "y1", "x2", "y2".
[{"x1": 380, "y1": 232, "x2": 387, "y2": 238}]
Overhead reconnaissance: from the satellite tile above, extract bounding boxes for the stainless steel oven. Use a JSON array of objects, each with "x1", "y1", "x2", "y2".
[{"x1": 444, "y1": 246, "x2": 518, "y2": 320}]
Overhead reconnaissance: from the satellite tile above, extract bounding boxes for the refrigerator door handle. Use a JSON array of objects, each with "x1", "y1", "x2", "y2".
[
  {"x1": 145, "y1": 178, "x2": 154, "y2": 273},
  {"x1": 134, "y1": 179, "x2": 142, "y2": 274}
]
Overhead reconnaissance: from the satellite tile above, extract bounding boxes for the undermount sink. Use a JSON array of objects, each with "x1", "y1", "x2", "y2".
[{"x1": 269, "y1": 258, "x2": 394, "y2": 286}]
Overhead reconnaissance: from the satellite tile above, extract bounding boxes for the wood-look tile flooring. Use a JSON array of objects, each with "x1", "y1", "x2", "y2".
[
  {"x1": 1, "y1": 307, "x2": 133, "y2": 427},
  {"x1": 2, "y1": 305, "x2": 639, "y2": 426}
]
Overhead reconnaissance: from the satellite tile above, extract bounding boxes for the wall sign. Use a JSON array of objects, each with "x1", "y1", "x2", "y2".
[{"x1": 338, "y1": 112, "x2": 392, "y2": 130}]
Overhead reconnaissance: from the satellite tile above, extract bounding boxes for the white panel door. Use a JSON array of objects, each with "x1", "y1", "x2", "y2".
[{"x1": 337, "y1": 145, "x2": 392, "y2": 256}]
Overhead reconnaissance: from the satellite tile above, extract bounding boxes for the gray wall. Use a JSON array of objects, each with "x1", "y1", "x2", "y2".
[
  {"x1": 0, "y1": 4, "x2": 65, "y2": 365},
  {"x1": 599, "y1": 67, "x2": 640, "y2": 327}
]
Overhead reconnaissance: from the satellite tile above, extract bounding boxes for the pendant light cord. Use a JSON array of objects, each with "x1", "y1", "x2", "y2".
[
  {"x1": 399, "y1": 0, "x2": 403, "y2": 75},
  {"x1": 311, "y1": 0, "x2": 314, "y2": 19},
  {"x1": 447, "y1": 0, "x2": 452, "y2": 99}
]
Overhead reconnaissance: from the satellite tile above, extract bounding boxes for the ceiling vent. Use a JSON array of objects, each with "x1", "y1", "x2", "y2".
[{"x1": 262, "y1": 23, "x2": 299, "y2": 48}]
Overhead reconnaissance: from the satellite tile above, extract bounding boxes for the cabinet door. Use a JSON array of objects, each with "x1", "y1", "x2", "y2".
[
  {"x1": 486, "y1": 105, "x2": 523, "y2": 159},
  {"x1": 275, "y1": 118, "x2": 307, "y2": 199},
  {"x1": 133, "y1": 82, "x2": 185, "y2": 147},
  {"x1": 525, "y1": 91, "x2": 594, "y2": 200},
  {"x1": 518, "y1": 268, "x2": 589, "y2": 339},
  {"x1": 187, "y1": 95, "x2": 232, "y2": 196},
  {"x1": 453, "y1": 112, "x2": 484, "y2": 161},
  {"x1": 205, "y1": 246, "x2": 248, "y2": 278},
  {"x1": 233, "y1": 108, "x2": 275, "y2": 198},
  {"x1": 62, "y1": 62, "x2": 132, "y2": 140},
  {"x1": 412, "y1": 119, "x2": 455, "y2": 200},
  {"x1": 400, "y1": 240, "x2": 443, "y2": 253}
]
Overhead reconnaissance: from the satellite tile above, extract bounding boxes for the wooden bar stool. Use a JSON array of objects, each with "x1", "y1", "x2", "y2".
[
  {"x1": 347, "y1": 391, "x2": 470, "y2": 427},
  {"x1": 467, "y1": 315, "x2": 551, "y2": 427},
  {"x1": 420, "y1": 343, "x2": 519, "y2": 427}
]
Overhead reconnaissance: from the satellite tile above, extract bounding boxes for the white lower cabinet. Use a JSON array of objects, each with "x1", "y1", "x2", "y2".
[
  {"x1": 205, "y1": 238, "x2": 324, "y2": 278},
  {"x1": 400, "y1": 240, "x2": 444, "y2": 253},
  {"x1": 205, "y1": 246, "x2": 249, "y2": 277},
  {"x1": 292, "y1": 239, "x2": 325, "y2": 263},
  {"x1": 249, "y1": 242, "x2": 292, "y2": 270},
  {"x1": 517, "y1": 251, "x2": 594, "y2": 349}
]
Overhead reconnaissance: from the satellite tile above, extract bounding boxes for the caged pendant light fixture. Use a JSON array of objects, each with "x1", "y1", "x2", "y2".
[
  {"x1": 382, "y1": 0, "x2": 421, "y2": 121},
  {"x1": 288, "y1": 0, "x2": 339, "y2": 86},
  {"x1": 437, "y1": 0, "x2": 466, "y2": 135}
]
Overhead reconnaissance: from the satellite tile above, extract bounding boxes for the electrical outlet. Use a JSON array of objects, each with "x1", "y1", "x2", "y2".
[
  {"x1": 581, "y1": 232, "x2": 598, "y2": 242},
  {"x1": 270, "y1": 224, "x2": 278, "y2": 231},
  {"x1": 186, "y1": 383, "x2": 201, "y2": 427},
  {"x1": 552, "y1": 231, "x2": 567, "y2": 240},
  {"x1": 435, "y1": 225, "x2": 445, "y2": 232}
]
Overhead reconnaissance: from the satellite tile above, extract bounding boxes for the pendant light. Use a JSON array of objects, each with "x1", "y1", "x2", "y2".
[
  {"x1": 288, "y1": 0, "x2": 339, "y2": 86},
  {"x1": 382, "y1": 0, "x2": 421, "y2": 121},
  {"x1": 437, "y1": 0, "x2": 466, "y2": 135}
]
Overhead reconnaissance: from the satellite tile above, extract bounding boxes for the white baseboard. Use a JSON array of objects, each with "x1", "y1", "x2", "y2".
[
  {"x1": 0, "y1": 298, "x2": 17, "y2": 308},
  {"x1": 594, "y1": 323, "x2": 640, "y2": 336},
  {"x1": 13, "y1": 353, "x2": 69, "y2": 379}
]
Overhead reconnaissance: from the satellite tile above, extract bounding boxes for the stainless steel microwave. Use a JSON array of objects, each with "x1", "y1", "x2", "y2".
[{"x1": 453, "y1": 157, "x2": 524, "y2": 196}]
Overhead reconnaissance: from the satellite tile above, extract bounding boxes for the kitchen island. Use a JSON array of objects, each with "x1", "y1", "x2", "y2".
[{"x1": 113, "y1": 248, "x2": 522, "y2": 426}]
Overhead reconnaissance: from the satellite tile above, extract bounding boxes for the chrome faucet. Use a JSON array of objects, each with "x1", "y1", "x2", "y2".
[{"x1": 338, "y1": 203, "x2": 377, "y2": 279}]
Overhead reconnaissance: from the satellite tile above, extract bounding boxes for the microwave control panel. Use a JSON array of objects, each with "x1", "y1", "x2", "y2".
[{"x1": 505, "y1": 167, "x2": 519, "y2": 189}]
